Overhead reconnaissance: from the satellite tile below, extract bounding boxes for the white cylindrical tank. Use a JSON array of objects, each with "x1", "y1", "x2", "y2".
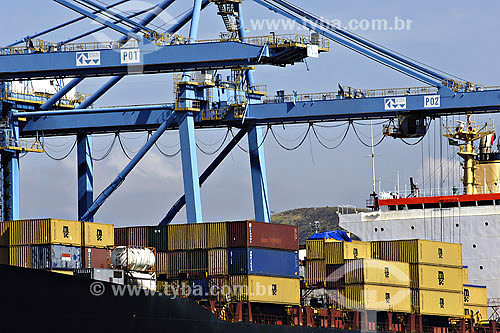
[{"x1": 111, "y1": 246, "x2": 155, "y2": 272}]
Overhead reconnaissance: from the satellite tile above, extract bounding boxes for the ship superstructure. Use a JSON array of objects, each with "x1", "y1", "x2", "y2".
[{"x1": 340, "y1": 115, "x2": 500, "y2": 310}]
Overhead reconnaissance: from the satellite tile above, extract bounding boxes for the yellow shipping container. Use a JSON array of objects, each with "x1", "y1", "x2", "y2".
[
  {"x1": 344, "y1": 259, "x2": 410, "y2": 287},
  {"x1": 168, "y1": 224, "x2": 188, "y2": 251},
  {"x1": 324, "y1": 241, "x2": 343, "y2": 264},
  {"x1": 50, "y1": 270, "x2": 74, "y2": 275},
  {"x1": 411, "y1": 289, "x2": 464, "y2": 317},
  {"x1": 82, "y1": 222, "x2": 114, "y2": 248},
  {"x1": 306, "y1": 259, "x2": 326, "y2": 286},
  {"x1": 342, "y1": 284, "x2": 411, "y2": 313},
  {"x1": 373, "y1": 240, "x2": 462, "y2": 268},
  {"x1": 207, "y1": 222, "x2": 227, "y2": 249},
  {"x1": 409, "y1": 264, "x2": 463, "y2": 292},
  {"x1": 10, "y1": 219, "x2": 82, "y2": 246},
  {"x1": 0, "y1": 247, "x2": 8, "y2": 265},
  {"x1": 325, "y1": 240, "x2": 371, "y2": 265},
  {"x1": 229, "y1": 275, "x2": 300, "y2": 305},
  {"x1": 208, "y1": 248, "x2": 228, "y2": 276},
  {"x1": 128, "y1": 227, "x2": 148, "y2": 247},
  {"x1": 306, "y1": 239, "x2": 324, "y2": 259},
  {"x1": 465, "y1": 305, "x2": 488, "y2": 320},
  {"x1": 10, "y1": 245, "x2": 31, "y2": 268},
  {"x1": 187, "y1": 223, "x2": 208, "y2": 250},
  {"x1": 208, "y1": 277, "x2": 230, "y2": 302},
  {"x1": 463, "y1": 285, "x2": 487, "y2": 306},
  {"x1": 156, "y1": 252, "x2": 168, "y2": 275},
  {"x1": 463, "y1": 266, "x2": 469, "y2": 285},
  {"x1": 0, "y1": 221, "x2": 11, "y2": 246}
]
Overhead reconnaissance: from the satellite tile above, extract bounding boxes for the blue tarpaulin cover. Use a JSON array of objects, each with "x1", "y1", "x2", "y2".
[{"x1": 308, "y1": 230, "x2": 352, "y2": 242}]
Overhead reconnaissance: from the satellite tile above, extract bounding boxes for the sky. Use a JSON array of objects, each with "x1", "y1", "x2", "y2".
[{"x1": 1, "y1": 1, "x2": 500, "y2": 227}]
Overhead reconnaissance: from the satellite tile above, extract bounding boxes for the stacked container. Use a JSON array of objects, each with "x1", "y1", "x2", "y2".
[
  {"x1": 0, "y1": 219, "x2": 114, "y2": 271},
  {"x1": 372, "y1": 239, "x2": 465, "y2": 317},
  {"x1": 341, "y1": 259, "x2": 411, "y2": 313},
  {"x1": 156, "y1": 221, "x2": 300, "y2": 305},
  {"x1": 463, "y1": 284, "x2": 488, "y2": 320},
  {"x1": 7, "y1": 219, "x2": 83, "y2": 270},
  {"x1": 81, "y1": 221, "x2": 114, "y2": 269},
  {"x1": 227, "y1": 221, "x2": 300, "y2": 305},
  {"x1": 305, "y1": 239, "x2": 370, "y2": 287},
  {"x1": 114, "y1": 226, "x2": 168, "y2": 279},
  {"x1": 206, "y1": 222, "x2": 229, "y2": 302}
]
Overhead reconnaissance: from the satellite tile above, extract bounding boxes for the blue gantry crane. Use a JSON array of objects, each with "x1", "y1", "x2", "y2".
[{"x1": 1, "y1": 0, "x2": 500, "y2": 225}]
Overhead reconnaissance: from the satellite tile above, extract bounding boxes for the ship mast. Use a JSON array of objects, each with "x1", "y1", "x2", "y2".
[{"x1": 443, "y1": 115, "x2": 495, "y2": 194}]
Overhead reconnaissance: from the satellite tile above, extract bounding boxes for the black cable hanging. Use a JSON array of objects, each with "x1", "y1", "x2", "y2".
[
  {"x1": 117, "y1": 133, "x2": 133, "y2": 160},
  {"x1": 230, "y1": 126, "x2": 270, "y2": 154},
  {"x1": 311, "y1": 122, "x2": 351, "y2": 150},
  {"x1": 272, "y1": 125, "x2": 311, "y2": 142},
  {"x1": 155, "y1": 142, "x2": 181, "y2": 158},
  {"x1": 351, "y1": 123, "x2": 386, "y2": 148},
  {"x1": 314, "y1": 121, "x2": 349, "y2": 129},
  {"x1": 90, "y1": 134, "x2": 118, "y2": 161},
  {"x1": 270, "y1": 124, "x2": 311, "y2": 151},
  {"x1": 196, "y1": 129, "x2": 230, "y2": 156},
  {"x1": 313, "y1": 123, "x2": 349, "y2": 142},
  {"x1": 44, "y1": 138, "x2": 77, "y2": 161}
]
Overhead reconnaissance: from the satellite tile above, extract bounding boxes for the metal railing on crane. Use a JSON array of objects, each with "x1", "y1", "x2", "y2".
[{"x1": 0, "y1": 32, "x2": 329, "y2": 56}]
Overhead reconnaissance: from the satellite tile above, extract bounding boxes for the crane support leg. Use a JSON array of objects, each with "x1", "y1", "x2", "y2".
[
  {"x1": 2, "y1": 122, "x2": 20, "y2": 221},
  {"x1": 179, "y1": 113, "x2": 203, "y2": 223},
  {"x1": 77, "y1": 134, "x2": 93, "y2": 221},
  {"x1": 248, "y1": 126, "x2": 270, "y2": 222},
  {"x1": 80, "y1": 111, "x2": 178, "y2": 221},
  {"x1": 159, "y1": 128, "x2": 249, "y2": 225}
]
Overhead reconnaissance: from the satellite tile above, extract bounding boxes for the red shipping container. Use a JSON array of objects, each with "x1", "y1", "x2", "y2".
[
  {"x1": 227, "y1": 221, "x2": 299, "y2": 251},
  {"x1": 168, "y1": 251, "x2": 188, "y2": 279},
  {"x1": 188, "y1": 249, "x2": 208, "y2": 278},
  {"x1": 82, "y1": 247, "x2": 110, "y2": 268},
  {"x1": 114, "y1": 228, "x2": 128, "y2": 246}
]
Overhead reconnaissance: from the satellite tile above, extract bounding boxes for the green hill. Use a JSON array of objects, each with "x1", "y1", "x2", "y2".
[{"x1": 271, "y1": 206, "x2": 368, "y2": 244}]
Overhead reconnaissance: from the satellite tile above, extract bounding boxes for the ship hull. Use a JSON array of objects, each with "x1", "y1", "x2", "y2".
[{"x1": 0, "y1": 264, "x2": 354, "y2": 332}]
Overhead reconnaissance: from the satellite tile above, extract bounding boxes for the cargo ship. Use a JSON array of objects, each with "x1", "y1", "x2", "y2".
[
  {"x1": 340, "y1": 115, "x2": 500, "y2": 320},
  {"x1": 2, "y1": 217, "x2": 497, "y2": 332}
]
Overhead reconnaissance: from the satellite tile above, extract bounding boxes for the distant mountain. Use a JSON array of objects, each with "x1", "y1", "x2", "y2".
[{"x1": 271, "y1": 206, "x2": 369, "y2": 244}]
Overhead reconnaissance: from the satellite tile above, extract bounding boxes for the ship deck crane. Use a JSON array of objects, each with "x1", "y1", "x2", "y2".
[{"x1": 2, "y1": 0, "x2": 500, "y2": 225}]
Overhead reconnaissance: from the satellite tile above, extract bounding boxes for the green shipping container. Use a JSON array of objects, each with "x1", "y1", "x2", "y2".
[{"x1": 148, "y1": 226, "x2": 168, "y2": 252}]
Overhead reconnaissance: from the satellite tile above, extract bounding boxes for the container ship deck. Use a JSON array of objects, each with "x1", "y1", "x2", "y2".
[{"x1": 0, "y1": 264, "x2": 354, "y2": 333}]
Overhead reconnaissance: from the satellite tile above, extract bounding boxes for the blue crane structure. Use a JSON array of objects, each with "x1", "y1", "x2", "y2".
[{"x1": 1, "y1": 0, "x2": 499, "y2": 225}]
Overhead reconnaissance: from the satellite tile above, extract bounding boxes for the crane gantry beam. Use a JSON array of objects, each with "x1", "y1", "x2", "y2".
[
  {"x1": 0, "y1": 40, "x2": 315, "y2": 80},
  {"x1": 15, "y1": 88, "x2": 500, "y2": 137}
]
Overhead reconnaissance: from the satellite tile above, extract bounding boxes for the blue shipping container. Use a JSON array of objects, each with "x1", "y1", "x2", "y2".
[
  {"x1": 228, "y1": 248, "x2": 298, "y2": 278},
  {"x1": 31, "y1": 245, "x2": 81, "y2": 270},
  {"x1": 189, "y1": 279, "x2": 209, "y2": 300}
]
